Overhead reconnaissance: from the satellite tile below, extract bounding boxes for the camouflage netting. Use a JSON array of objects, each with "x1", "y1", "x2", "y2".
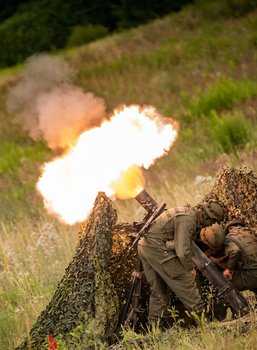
[
  {"x1": 202, "y1": 166, "x2": 257, "y2": 229},
  {"x1": 16, "y1": 166, "x2": 257, "y2": 349},
  {"x1": 16, "y1": 192, "x2": 132, "y2": 350}
]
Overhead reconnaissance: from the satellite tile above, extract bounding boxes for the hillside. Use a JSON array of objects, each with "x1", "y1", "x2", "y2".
[
  {"x1": 1, "y1": 0, "x2": 257, "y2": 222},
  {"x1": 0, "y1": 0, "x2": 257, "y2": 348}
]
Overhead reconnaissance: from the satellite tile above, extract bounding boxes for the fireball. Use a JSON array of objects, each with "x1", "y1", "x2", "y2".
[{"x1": 37, "y1": 105, "x2": 178, "y2": 224}]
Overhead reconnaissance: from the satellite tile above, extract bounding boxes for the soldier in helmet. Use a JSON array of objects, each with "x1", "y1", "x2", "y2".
[
  {"x1": 200, "y1": 221, "x2": 257, "y2": 293},
  {"x1": 137, "y1": 200, "x2": 226, "y2": 325},
  {"x1": 199, "y1": 223, "x2": 225, "y2": 252}
]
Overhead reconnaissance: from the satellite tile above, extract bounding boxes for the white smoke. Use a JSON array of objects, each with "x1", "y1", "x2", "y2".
[{"x1": 6, "y1": 53, "x2": 106, "y2": 150}]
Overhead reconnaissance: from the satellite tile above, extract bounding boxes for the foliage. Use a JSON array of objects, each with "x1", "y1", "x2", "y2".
[
  {"x1": 0, "y1": 0, "x2": 255, "y2": 68},
  {"x1": 0, "y1": 0, "x2": 26, "y2": 22},
  {"x1": 118, "y1": 313, "x2": 257, "y2": 350},
  {"x1": 0, "y1": 0, "x2": 193, "y2": 68},
  {"x1": 0, "y1": 11, "x2": 57, "y2": 67},
  {"x1": 209, "y1": 111, "x2": 252, "y2": 154},
  {"x1": 0, "y1": 220, "x2": 77, "y2": 349},
  {"x1": 0, "y1": 140, "x2": 48, "y2": 221},
  {"x1": 113, "y1": 0, "x2": 193, "y2": 28},
  {"x1": 189, "y1": 78, "x2": 257, "y2": 118},
  {"x1": 67, "y1": 24, "x2": 109, "y2": 48},
  {"x1": 0, "y1": 140, "x2": 47, "y2": 175}
]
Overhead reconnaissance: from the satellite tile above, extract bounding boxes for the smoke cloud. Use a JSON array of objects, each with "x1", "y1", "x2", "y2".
[{"x1": 6, "y1": 54, "x2": 106, "y2": 150}]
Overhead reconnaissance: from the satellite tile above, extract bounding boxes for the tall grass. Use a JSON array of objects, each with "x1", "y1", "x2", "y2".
[
  {"x1": 117, "y1": 311, "x2": 257, "y2": 350},
  {"x1": 189, "y1": 78, "x2": 257, "y2": 118},
  {"x1": 208, "y1": 111, "x2": 253, "y2": 154},
  {"x1": 0, "y1": 140, "x2": 47, "y2": 175},
  {"x1": 0, "y1": 218, "x2": 77, "y2": 349}
]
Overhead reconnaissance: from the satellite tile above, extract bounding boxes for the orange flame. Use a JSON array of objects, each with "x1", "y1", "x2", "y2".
[
  {"x1": 110, "y1": 164, "x2": 145, "y2": 199},
  {"x1": 37, "y1": 105, "x2": 178, "y2": 224}
]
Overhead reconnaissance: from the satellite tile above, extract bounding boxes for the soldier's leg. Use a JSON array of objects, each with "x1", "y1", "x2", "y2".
[
  {"x1": 158, "y1": 257, "x2": 204, "y2": 312},
  {"x1": 168, "y1": 271, "x2": 204, "y2": 312},
  {"x1": 139, "y1": 252, "x2": 170, "y2": 320}
]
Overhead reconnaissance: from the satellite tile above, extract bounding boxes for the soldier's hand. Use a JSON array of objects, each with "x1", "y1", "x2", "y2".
[
  {"x1": 190, "y1": 268, "x2": 197, "y2": 278},
  {"x1": 223, "y1": 268, "x2": 232, "y2": 280}
]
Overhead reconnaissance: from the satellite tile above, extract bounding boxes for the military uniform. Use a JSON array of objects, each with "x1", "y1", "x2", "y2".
[
  {"x1": 138, "y1": 206, "x2": 204, "y2": 320},
  {"x1": 225, "y1": 225, "x2": 257, "y2": 291}
]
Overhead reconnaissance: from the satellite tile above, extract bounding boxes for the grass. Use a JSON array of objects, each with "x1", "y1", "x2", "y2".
[
  {"x1": 0, "y1": 64, "x2": 23, "y2": 80},
  {"x1": 117, "y1": 312, "x2": 257, "y2": 350},
  {"x1": 188, "y1": 78, "x2": 257, "y2": 118},
  {"x1": 0, "y1": 140, "x2": 48, "y2": 175},
  {"x1": 0, "y1": 219, "x2": 77, "y2": 349},
  {"x1": 0, "y1": 0, "x2": 257, "y2": 348}
]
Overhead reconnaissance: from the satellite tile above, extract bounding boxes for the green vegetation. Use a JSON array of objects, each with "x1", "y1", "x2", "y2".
[
  {"x1": 209, "y1": 111, "x2": 252, "y2": 155},
  {"x1": 0, "y1": 140, "x2": 47, "y2": 175},
  {"x1": 189, "y1": 78, "x2": 257, "y2": 118},
  {"x1": 0, "y1": 0, "x2": 257, "y2": 348},
  {"x1": 0, "y1": 0, "x2": 193, "y2": 68},
  {"x1": 0, "y1": 220, "x2": 76, "y2": 349},
  {"x1": 67, "y1": 24, "x2": 109, "y2": 48}
]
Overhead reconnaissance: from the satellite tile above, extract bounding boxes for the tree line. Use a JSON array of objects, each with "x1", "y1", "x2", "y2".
[{"x1": 0, "y1": 0, "x2": 192, "y2": 68}]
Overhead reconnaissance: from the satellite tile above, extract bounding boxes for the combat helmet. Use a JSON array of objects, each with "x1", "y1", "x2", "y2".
[
  {"x1": 200, "y1": 223, "x2": 225, "y2": 249},
  {"x1": 202, "y1": 200, "x2": 225, "y2": 224}
]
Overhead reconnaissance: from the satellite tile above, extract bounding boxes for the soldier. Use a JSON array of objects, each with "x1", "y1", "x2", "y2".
[
  {"x1": 200, "y1": 221, "x2": 257, "y2": 293},
  {"x1": 137, "y1": 200, "x2": 226, "y2": 325}
]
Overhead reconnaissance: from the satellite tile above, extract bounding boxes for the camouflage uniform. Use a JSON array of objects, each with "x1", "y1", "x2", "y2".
[
  {"x1": 138, "y1": 206, "x2": 204, "y2": 320},
  {"x1": 225, "y1": 225, "x2": 257, "y2": 291}
]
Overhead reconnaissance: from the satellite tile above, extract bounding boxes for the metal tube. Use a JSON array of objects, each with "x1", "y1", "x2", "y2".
[{"x1": 135, "y1": 189, "x2": 158, "y2": 213}]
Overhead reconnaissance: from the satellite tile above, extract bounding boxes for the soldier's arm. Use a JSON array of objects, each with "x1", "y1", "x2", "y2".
[
  {"x1": 225, "y1": 238, "x2": 241, "y2": 271},
  {"x1": 174, "y1": 216, "x2": 195, "y2": 272}
]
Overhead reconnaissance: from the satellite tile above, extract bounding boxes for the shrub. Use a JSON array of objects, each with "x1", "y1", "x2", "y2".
[
  {"x1": 190, "y1": 78, "x2": 257, "y2": 117},
  {"x1": 0, "y1": 12, "x2": 55, "y2": 67},
  {"x1": 66, "y1": 24, "x2": 109, "y2": 48},
  {"x1": 208, "y1": 111, "x2": 252, "y2": 154}
]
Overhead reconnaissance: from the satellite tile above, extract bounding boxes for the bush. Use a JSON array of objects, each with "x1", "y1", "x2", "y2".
[
  {"x1": 0, "y1": 12, "x2": 55, "y2": 67},
  {"x1": 209, "y1": 111, "x2": 252, "y2": 154},
  {"x1": 66, "y1": 24, "x2": 109, "y2": 48},
  {"x1": 190, "y1": 78, "x2": 257, "y2": 117}
]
